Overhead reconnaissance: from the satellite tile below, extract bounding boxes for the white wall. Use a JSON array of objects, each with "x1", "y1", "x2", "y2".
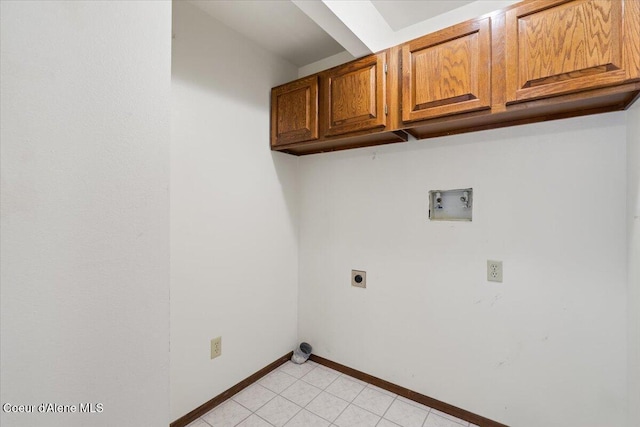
[
  {"x1": 0, "y1": 1, "x2": 171, "y2": 426},
  {"x1": 298, "y1": 113, "x2": 629, "y2": 427},
  {"x1": 627, "y1": 101, "x2": 640, "y2": 427},
  {"x1": 171, "y1": 1, "x2": 299, "y2": 421},
  {"x1": 298, "y1": 50, "x2": 355, "y2": 79}
]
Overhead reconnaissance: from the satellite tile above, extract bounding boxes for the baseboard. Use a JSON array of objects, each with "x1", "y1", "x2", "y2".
[
  {"x1": 310, "y1": 354, "x2": 508, "y2": 427},
  {"x1": 170, "y1": 351, "x2": 293, "y2": 427}
]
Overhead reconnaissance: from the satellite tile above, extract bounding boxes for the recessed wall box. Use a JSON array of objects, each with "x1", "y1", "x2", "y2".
[{"x1": 429, "y1": 188, "x2": 473, "y2": 221}]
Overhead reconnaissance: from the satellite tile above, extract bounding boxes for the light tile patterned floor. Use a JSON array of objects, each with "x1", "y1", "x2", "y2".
[{"x1": 187, "y1": 360, "x2": 479, "y2": 427}]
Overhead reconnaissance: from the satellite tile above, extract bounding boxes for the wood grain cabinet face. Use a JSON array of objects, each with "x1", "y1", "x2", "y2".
[
  {"x1": 271, "y1": 75, "x2": 318, "y2": 147},
  {"x1": 323, "y1": 53, "x2": 387, "y2": 137},
  {"x1": 401, "y1": 18, "x2": 492, "y2": 123},
  {"x1": 505, "y1": 0, "x2": 640, "y2": 104}
]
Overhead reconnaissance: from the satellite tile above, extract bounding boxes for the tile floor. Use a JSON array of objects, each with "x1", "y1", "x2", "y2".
[{"x1": 187, "y1": 360, "x2": 478, "y2": 427}]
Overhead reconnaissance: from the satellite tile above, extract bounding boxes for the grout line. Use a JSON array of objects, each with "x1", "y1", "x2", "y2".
[
  {"x1": 351, "y1": 402, "x2": 388, "y2": 423},
  {"x1": 398, "y1": 395, "x2": 433, "y2": 413},
  {"x1": 232, "y1": 386, "x2": 279, "y2": 417},
  {"x1": 324, "y1": 372, "x2": 345, "y2": 390},
  {"x1": 331, "y1": 404, "x2": 350, "y2": 425},
  {"x1": 278, "y1": 380, "x2": 319, "y2": 408},
  {"x1": 280, "y1": 403, "x2": 304, "y2": 427},
  {"x1": 379, "y1": 395, "x2": 397, "y2": 421},
  {"x1": 430, "y1": 409, "x2": 471, "y2": 427},
  {"x1": 232, "y1": 411, "x2": 252, "y2": 427},
  {"x1": 350, "y1": 384, "x2": 367, "y2": 406},
  {"x1": 349, "y1": 389, "x2": 394, "y2": 419},
  {"x1": 337, "y1": 376, "x2": 393, "y2": 424},
  {"x1": 254, "y1": 412, "x2": 276, "y2": 427},
  {"x1": 323, "y1": 386, "x2": 361, "y2": 403},
  {"x1": 376, "y1": 415, "x2": 401, "y2": 427}
]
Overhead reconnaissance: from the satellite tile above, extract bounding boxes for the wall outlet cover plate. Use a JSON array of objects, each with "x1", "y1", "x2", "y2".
[
  {"x1": 211, "y1": 336, "x2": 222, "y2": 359},
  {"x1": 351, "y1": 270, "x2": 366, "y2": 288},
  {"x1": 487, "y1": 260, "x2": 503, "y2": 282}
]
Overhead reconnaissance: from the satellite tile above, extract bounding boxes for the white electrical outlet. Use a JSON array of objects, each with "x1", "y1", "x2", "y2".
[
  {"x1": 211, "y1": 336, "x2": 222, "y2": 359},
  {"x1": 487, "y1": 260, "x2": 503, "y2": 282}
]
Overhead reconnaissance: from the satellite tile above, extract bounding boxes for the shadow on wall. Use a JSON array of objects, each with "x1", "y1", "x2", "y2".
[
  {"x1": 171, "y1": 0, "x2": 300, "y2": 225},
  {"x1": 627, "y1": 101, "x2": 640, "y2": 427},
  {"x1": 301, "y1": 109, "x2": 627, "y2": 165},
  {"x1": 271, "y1": 150, "x2": 299, "y2": 229},
  {"x1": 171, "y1": 0, "x2": 295, "y2": 110}
]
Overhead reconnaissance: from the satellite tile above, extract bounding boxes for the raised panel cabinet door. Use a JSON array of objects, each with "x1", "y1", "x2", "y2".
[
  {"x1": 271, "y1": 75, "x2": 318, "y2": 147},
  {"x1": 505, "y1": 0, "x2": 640, "y2": 104},
  {"x1": 323, "y1": 52, "x2": 386, "y2": 137},
  {"x1": 402, "y1": 17, "x2": 491, "y2": 123}
]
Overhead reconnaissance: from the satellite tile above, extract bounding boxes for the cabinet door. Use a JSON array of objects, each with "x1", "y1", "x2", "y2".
[
  {"x1": 323, "y1": 53, "x2": 386, "y2": 137},
  {"x1": 505, "y1": 0, "x2": 640, "y2": 104},
  {"x1": 402, "y1": 18, "x2": 491, "y2": 123},
  {"x1": 271, "y1": 75, "x2": 318, "y2": 147}
]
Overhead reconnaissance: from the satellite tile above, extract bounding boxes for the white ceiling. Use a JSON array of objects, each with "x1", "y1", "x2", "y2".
[{"x1": 186, "y1": 0, "x2": 516, "y2": 70}]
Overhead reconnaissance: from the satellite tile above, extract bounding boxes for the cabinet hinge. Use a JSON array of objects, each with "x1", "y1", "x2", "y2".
[
  {"x1": 384, "y1": 104, "x2": 388, "y2": 115},
  {"x1": 384, "y1": 63, "x2": 388, "y2": 74}
]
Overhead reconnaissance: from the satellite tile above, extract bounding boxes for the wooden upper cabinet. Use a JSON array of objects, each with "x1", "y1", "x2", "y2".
[
  {"x1": 401, "y1": 18, "x2": 492, "y2": 123},
  {"x1": 271, "y1": 75, "x2": 318, "y2": 147},
  {"x1": 323, "y1": 52, "x2": 387, "y2": 137},
  {"x1": 505, "y1": 0, "x2": 640, "y2": 104},
  {"x1": 270, "y1": 0, "x2": 640, "y2": 154}
]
